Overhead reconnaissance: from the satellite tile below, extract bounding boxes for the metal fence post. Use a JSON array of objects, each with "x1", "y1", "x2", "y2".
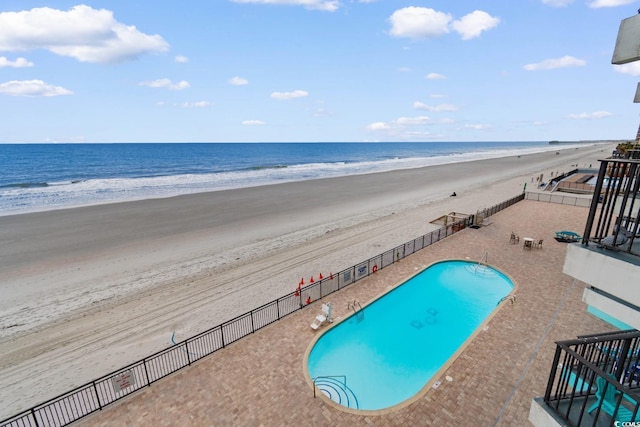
[
  {"x1": 142, "y1": 359, "x2": 151, "y2": 386},
  {"x1": 92, "y1": 381, "x2": 102, "y2": 410},
  {"x1": 30, "y1": 408, "x2": 40, "y2": 427},
  {"x1": 185, "y1": 341, "x2": 192, "y2": 366}
]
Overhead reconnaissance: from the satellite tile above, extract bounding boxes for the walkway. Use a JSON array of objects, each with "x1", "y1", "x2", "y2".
[{"x1": 79, "y1": 199, "x2": 611, "y2": 426}]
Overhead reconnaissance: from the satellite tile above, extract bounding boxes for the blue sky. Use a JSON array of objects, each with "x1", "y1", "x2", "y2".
[{"x1": 1, "y1": 0, "x2": 640, "y2": 143}]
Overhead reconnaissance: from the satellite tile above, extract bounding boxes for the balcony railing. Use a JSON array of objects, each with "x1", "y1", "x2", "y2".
[
  {"x1": 543, "y1": 330, "x2": 640, "y2": 426},
  {"x1": 583, "y1": 158, "x2": 640, "y2": 259}
]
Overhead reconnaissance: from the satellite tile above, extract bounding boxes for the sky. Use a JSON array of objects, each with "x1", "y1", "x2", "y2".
[{"x1": 1, "y1": 1, "x2": 640, "y2": 143}]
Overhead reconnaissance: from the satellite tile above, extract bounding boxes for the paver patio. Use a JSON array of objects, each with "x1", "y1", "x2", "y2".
[{"x1": 78, "y1": 199, "x2": 612, "y2": 426}]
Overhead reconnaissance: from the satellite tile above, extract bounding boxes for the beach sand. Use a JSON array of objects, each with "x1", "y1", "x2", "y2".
[{"x1": 0, "y1": 143, "x2": 614, "y2": 419}]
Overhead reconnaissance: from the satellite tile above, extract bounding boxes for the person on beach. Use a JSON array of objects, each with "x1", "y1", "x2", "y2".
[{"x1": 450, "y1": 192, "x2": 457, "y2": 197}]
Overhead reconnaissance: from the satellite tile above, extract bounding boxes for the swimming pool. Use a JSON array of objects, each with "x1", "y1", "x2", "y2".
[{"x1": 306, "y1": 260, "x2": 514, "y2": 411}]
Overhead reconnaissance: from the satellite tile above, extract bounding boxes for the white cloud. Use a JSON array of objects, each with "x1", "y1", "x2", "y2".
[
  {"x1": 614, "y1": 62, "x2": 640, "y2": 76},
  {"x1": 588, "y1": 0, "x2": 635, "y2": 8},
  {"x1": 0, "y1": 79, "x2": 72, "y2": 96},
  {"x1": 0, "y1": 5, "x2": 168, "y2": 64},
  {"x1": 542, "y1": 0, "x2": 574, "y2": 6},
  {"x1": 388, "y1": 7, "x2": 452, "y2": 39},
  {"x1": 369, "y1": 116, "x2": 435, "y2": 129},
  {"x1": 367, "y1": 122, "x2": 391, "y2": 130},
  {"x1": 451, "y1": 10, "x2": 500, "y2": 40},
  {"x1": 426, "y1": 72, "x2": 447, "y2": 80},
  {"x1": 396, "y1": 116, "x2": 431, "y2": 125},
  {"x1": 140, "y1": 79, "x2": 190, "y2": 90},
  {"x1": 230, "y1": 0, "x2": 339, "y2": 12},
  {"x1": 413, "y1": 102, "x2": 458, "y2": 112},
  {"x1": 464, "y1": 124, "x2": 492, "y2": 130},
  {"x1": 0, "y1": 56, "x2": 33, "y2": 67},
  {"x1": 523, "y1": 55, "x2": 586, "y2": 71},
  {"x1": 174, "y1": 55, "x2": 188, "y2": 63},
  {"x1": 388, "y1": 7, "x2": 498, "y2": 40},
  {"x1": 567, "y1": 111, "x2": 613, "y2": 119},
  {"x1": 180, "y1": 101, "x2": 211, "y2": 108},
  {"x1": 271, "y1": 90, "x2": 308, "y2": 100},
  {"x1": 242, "y1": 120, "x2": 266, "y2": 125},
  {"x1": 229, "y1": 76, "x2": 249, "y2": 85}
]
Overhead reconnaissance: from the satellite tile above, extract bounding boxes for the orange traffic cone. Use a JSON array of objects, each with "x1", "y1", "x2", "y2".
[
  {"x1": 310, "y1": 276, "x2": 315, "y2": 284},
  {"x1": 330, "y1": 272, "x2": 334, "y2": 280},
  {"x1": 306, "y1": 296, "x2": 311, "y2": 305},
  {"x1": 299, "y1": 277, "x2": 304, "y2": 286},
  {"x1": 319, "y1": 272, "x2": 323, "y2": 280}
]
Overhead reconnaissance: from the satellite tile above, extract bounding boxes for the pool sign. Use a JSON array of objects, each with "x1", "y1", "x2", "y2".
[
  {"x1": 356, "y1": 264, "x2": 367, "y2": 278},
  {"x1": 112, "y1": 370, "x2": 135, "y2": 393}
]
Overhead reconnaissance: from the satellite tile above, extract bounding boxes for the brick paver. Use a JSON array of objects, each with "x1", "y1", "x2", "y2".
[{"x1": 79, "y1": 199, "x2": 611, "y2": 426}]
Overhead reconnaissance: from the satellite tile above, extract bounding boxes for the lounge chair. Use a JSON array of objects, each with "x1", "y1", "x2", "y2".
[
  {"x1": 588, "y1": 375, "x2": 640, "y2": 421},
  {"x1": 310, "y1": 303, "x2": 333, "y2": 330}
]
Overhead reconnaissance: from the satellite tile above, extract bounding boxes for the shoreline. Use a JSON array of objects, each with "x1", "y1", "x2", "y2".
[
  {"x1": 0, "y1": 141, "x2": 607, "y2": 218},
  {"x1": 0, "y1": 143, "x2": 614, "y2": 418}
]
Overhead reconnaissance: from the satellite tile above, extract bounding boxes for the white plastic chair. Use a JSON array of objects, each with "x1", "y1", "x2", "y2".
[{"x1": 310, "y1": 303, "x2": 332, "y2": 330}]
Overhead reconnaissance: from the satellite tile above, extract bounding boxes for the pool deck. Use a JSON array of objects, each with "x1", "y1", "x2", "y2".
[{"x1": 79, "y1": 199, "x2": 612, "y2": 426}]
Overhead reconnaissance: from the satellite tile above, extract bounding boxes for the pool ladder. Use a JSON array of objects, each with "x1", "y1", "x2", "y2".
[
  {"x1": 474, "y1": 252, "x2": 488, "y2": 272},
  {"x1": 348, "y1": 300, "x2": 364, "y2": 321}
]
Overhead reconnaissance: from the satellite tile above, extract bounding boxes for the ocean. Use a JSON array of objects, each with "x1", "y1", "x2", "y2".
[{"x1": 0, "y1": 141, "x2": 583, "y2": 216}]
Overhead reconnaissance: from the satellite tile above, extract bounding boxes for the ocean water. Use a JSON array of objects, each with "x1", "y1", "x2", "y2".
[{"x1": 0, "y1": 141, "x2": 576, "y2": 216}]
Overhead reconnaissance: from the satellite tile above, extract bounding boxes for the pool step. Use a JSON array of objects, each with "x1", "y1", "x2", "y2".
[{"x1": 313, "y1": 377, "x2": 360, "y2": 409}]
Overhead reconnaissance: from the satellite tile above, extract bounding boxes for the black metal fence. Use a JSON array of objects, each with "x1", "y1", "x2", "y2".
[
  {"x1": 0, "y1": 193, "x2": 525, "y2": 427},
  {"x1": 543, "y1": 329, "x2": 640, "y2": 426},
  {"x1": 583, "y1": 158, "x2": 640, "y2": 258}
]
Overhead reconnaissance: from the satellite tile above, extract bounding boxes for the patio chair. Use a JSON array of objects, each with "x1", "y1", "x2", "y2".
[
  {"x1": 310, "y1": 303, "x2": 333, "y2": 330},
  {"x1": 534, "y1": 239, "x2": 543, "y2": 249},
  {"x1": 588, "y1": 375, "x2": 640, "y2": 421}
]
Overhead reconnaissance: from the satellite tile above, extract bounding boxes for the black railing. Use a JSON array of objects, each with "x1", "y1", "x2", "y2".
[
  {"x1": 583, "y1": 158, "x2": 640, "y2": 258},
  {"x1": 0, "y1": 193, "x2": 525, "y2": 427},
  {"x1": 543, "y1": 330, "x2": 640, "y2": 426}
]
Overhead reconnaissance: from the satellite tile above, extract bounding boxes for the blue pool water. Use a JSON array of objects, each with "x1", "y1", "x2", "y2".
[{"x1": 307, "y1": 260, "x2": 514, "y2": 411}]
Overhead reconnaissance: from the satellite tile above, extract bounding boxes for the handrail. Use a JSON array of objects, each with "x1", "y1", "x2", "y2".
[
  {"x1": 347, "y1": 300, "x2": 364, "y2": 320},
  {"x1": 542, "y1": 330, "x2": 640, "y2": 425},
  {"x1": 582, "y1": 158, "x2": 639, "y2": 258}
]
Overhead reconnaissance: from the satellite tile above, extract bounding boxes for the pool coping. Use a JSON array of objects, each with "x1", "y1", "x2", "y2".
[{"x1": 303, "y1": 258, "x2": 519, "y2": 416}]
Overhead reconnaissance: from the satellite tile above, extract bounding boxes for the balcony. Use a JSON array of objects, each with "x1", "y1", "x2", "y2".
[
  {"x1": 559, "y1": 159, "x2": 640, "y2": 331},
  {"x1": 532, "y1": 330, "x2": 640, "y2": 427},
  {"x1": 582, "y1": 158, "x2": 640, "y2": 260},
  {"x1": 531, "y1": 159, "x2": 640, "y2": 426}
]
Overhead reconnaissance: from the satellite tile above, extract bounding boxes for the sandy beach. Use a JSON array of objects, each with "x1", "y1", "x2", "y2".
[{"x1": 0, "y1": 142, "x2": 614, "y2": 419}]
